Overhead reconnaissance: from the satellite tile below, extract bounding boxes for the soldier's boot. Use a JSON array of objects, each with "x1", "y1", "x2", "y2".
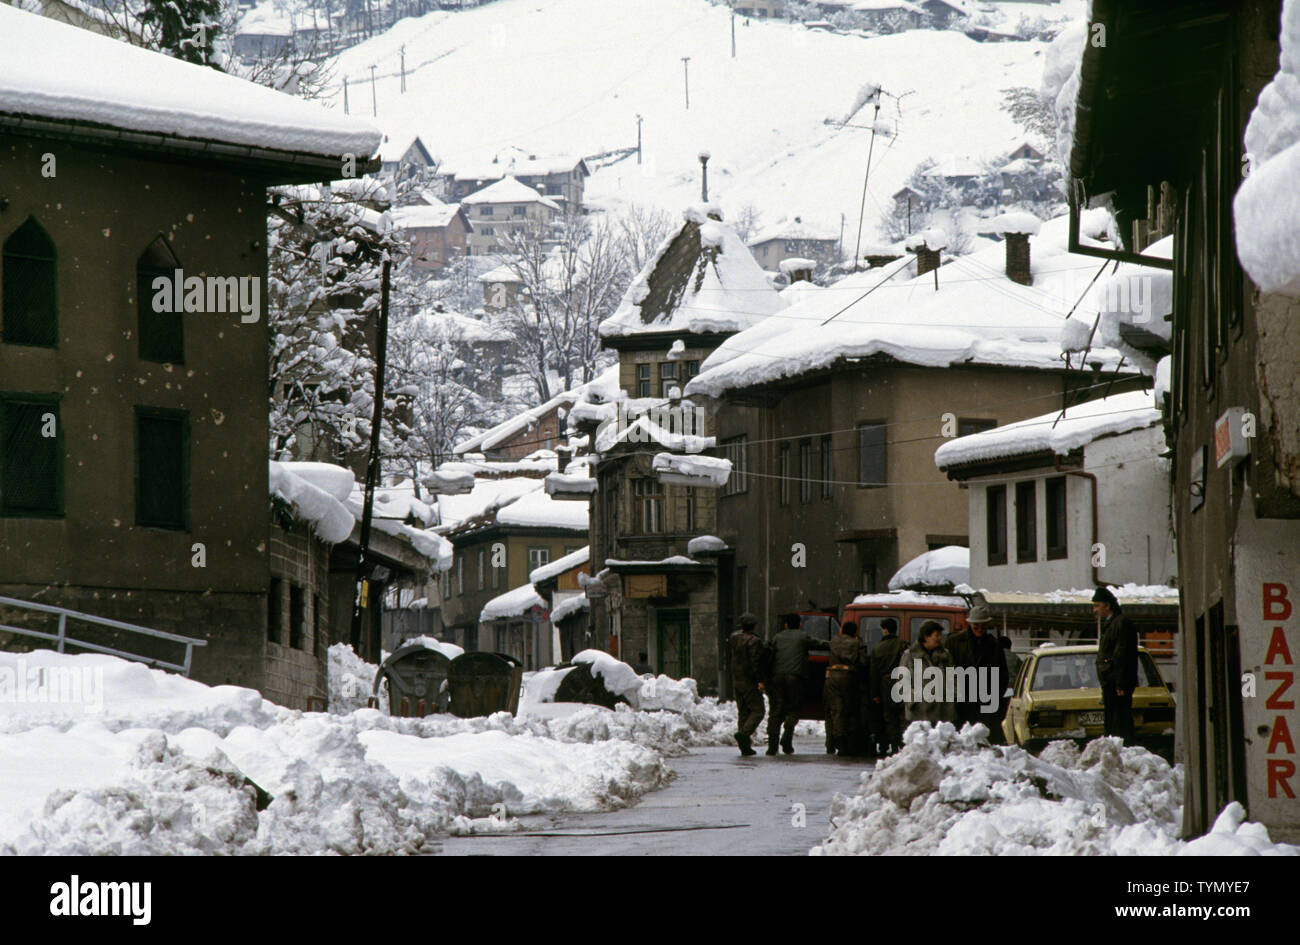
[
  {"x1": 765, "y1": 733, "x2": 779, "y2": 755},
  {"x1": 736, "y1": 733, "x2": 756, "y2": 757},
  {"x1": 781, "y1": 726, "x2": 795, "y2": 754}
]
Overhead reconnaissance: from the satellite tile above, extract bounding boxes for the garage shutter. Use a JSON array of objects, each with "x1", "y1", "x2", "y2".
[{"x1": 2, "y1": 217, "x2": 58, "y2": 348}]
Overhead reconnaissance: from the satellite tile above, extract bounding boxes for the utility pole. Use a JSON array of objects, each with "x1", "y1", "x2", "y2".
[
  {"x1": 852, "y1": 95, "x2": 883, "y2": 270},
  {"x1": 400, "y1": 45, "x2": 406, "y2": 93},
  {"x1": 730, "y1": 4, "x2": 736, "y2": 58},
  {"x1": 636, "y1": 113, "x2": 643, "y2": 164},
  {"x1": 681, "y1": 56, "x2": 691, "y2": 110},
  {"x1": 369, "y1": 64, "x2": 378, "y2": 117},
  {"x1": 699, "y1": 151, "x2": 710, "y2": 202},
  {"x1": 343, "y1": 76, "x2": 349, "y2": 114},
  {"x1": 351, "y1": 254, "x2": 392, "y2": 656}
]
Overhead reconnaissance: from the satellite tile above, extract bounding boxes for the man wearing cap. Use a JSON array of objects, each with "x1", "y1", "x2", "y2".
[
  {"x1": 728, "y1": 613, "x2": 765, "y2": 756},
  {"x1": 944, "y1": 604, "x2": 1007, "y2": 743},
  {"x1": 1093, "y1": 586, "x2": 1138, "y2": 744},
  {"x1": 823, "y1": 620, "x2": 867, "y2": 755}
]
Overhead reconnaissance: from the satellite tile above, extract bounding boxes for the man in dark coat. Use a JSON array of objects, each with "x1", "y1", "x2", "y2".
[
  {"x1": 944, "y1": 604, "x2": 1006, "y2": 743},
  {"x1": 765, "y1": 613, "x2": 828, "y2": 755},
  {"x1": 869, "y1": 617, "x2": 906, "y2": 754},
  {"x1": 823, "y1": 620, "x2": 867, "y2": 755},
  {"x1": 1094, "y1": 586, "x2": 1139, "y2": 744},
  {"x1": 728, "y1": 613, "x2": 765, "y2": 756},
  {"x1": 898, "y1": 621, "x2": 958, "y2": 724}
]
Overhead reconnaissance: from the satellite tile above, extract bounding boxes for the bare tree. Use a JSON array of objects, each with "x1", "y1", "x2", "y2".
[{"x1": 615, "y1": 203, "x2": 675, "y2": 274}]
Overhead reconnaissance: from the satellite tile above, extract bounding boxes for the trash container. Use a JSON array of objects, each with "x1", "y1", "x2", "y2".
[
  {"x1": 448, "y1": 652, "x2": 524, "y2": 718},
  {"x1": 372, "y1": 641, "x2": 453, "y2": 718},
  {"x1": 553, "y1": 661, "x2": 625, "y2": 709}
]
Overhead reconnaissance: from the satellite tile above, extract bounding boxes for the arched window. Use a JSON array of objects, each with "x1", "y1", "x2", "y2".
[
  {"x1": 138, "y1": 236, "x2": 184, "y2": 364},
  {"x1": 2, "y1": 216, "x2": 57, "y2": 347}
]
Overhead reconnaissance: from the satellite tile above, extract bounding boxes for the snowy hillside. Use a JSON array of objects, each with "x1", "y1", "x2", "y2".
[{"x1": 326, "y1": 0, "x2": 1082, "y2": 238}]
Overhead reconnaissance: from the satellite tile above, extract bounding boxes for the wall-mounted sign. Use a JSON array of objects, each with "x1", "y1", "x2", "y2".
[
  {"x1": 626, "y1": 574, "x2": 667, "y2": 598},
  {"x1": 1214, "y1": 406, "x2": 1251, "y2": 468}
]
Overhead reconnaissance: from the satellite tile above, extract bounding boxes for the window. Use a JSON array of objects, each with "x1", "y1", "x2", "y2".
[
  {"x1": 820, "y1": 435, "x2": 833, "y2": 499},
  {"x1": 135, "y1": 407, "x2": 189, "y2": 530},
  {"x1": 684, "y1": 487, "x2": 696, "y2": 532},
  {"x1": 480, "y1": 206, "x2": 494, "y2": 217},
  {"x1": 1046, "y1": 476, "x2": 1068, "y2": 560},
  {"x1": 633, "y1": 478, "x2": 662, "y2": 533},
  {"x1": 659, "y1": 361, "x2": 677, "y2": 397},
  {"x1": 779, "y1": 444, "x2": 791, "y2": 506},
  {"x1": 314, "y1": 595, "x2": 326, "y2": 658},
  {"x1": 986, "y1": 484, "x2": 1007, "y2": 566},
  {"x1": 456, "y1": 556, "x2": 463, "y2": 596},
  {"x1": 636, "y1": 363, "x2": 651, "y2": 397},
  {"x1": 721, "y1": 436, "x2": 747, "y2": 496},
  {"x1": 491, "y1": 552, "x2": 501, "y2": 589},
  {"x1": 799, "y1": 439, "x2": 812, "y2": 503},
  {"x1": 684, "y1": 360, "x2": 701, "y2": 382},
  {"x1": 0, "y1": 394, "x2": 62, "y2": 516},
  {"x1": 477, "y1": 549, "x2": 486, "y2": 589},
  {"x1": 1015, "y1": 479, "x2": 1037, "y2": 563},
  {"x1": 137, "y1": 237, "x2": 184, "y2": 364},
  {"x1": 513, "y1": 205, "x2": 526, "y2": 217},
  {"x1": 528, "y1": 547, "x2": 550, "y2": 572},
  {"x1": 268, "y1": 578, "x2": 282, "y2": 643},
  {"x1": 2, "y1": 216, "x2": 57, "y2": 347},
  {"x1": 857, "y1": 422, "x2": 886, "y2": 487},
  {"x1": 480, "y1": 226, "x2": 495, "y2": 237},
  {"x1": 958, "y1": 418, "x2": 997, "y2": 438},
  {"x1": 289, "y1": 584, "x2": 305, "y2": 649}
]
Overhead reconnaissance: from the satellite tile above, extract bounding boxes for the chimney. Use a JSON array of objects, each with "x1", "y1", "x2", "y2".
[
  {"x1": 780, "y1": 257, "x2": 814, "y2": 283},
  {"x1": 915, "y1": 246, "x2": 941, "y2": 277},
  {"x1": 1005, "y1": 232, "x2": 1031, "y2": 285}
]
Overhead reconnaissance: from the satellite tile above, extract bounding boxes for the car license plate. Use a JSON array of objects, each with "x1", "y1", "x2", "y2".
[{"x1": 1078, "y1": 711, "x2": 1104, "y2": 726}]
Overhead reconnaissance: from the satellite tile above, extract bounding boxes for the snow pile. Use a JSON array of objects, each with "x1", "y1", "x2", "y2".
[
  {"x1": 1236, "y1": 0, "x2": 1300, "y2": 295},
  {"x1": 0, "y1": 650, "x2": 677, "y2": 855},
  {"x1": 328, "y1": 643, "x2": 382, "y2": 714},
  {"x1": 934, "y1": 389, "x2": 1161, "y2": 469},
  {"x1": 396, "y1": 636, "x2": 465, "y2": 661},
  {"x1": 637, "y1": 675, "x2": 700, "y2": 714},
  {"x1": 1043, "y1": 19, "x2": 1087, "y2": 168},
  {"x1": 888, "y1": 545, "x2": 970, "y2": 591},
  {"x1": 572, "y1": 650, "x2": 644, "y2": 705},
  {"x1": 651, "y1": 451, "x2": 732, "y2": 487},
  {"x1": 600, "y1": 207, "x2": 787, "y2": 339},
  {"x1": 480, "y1": 583, "x2": 545, "y2": 621},
  {"x1": 269, "y1": 461, "x2": 355, "y2": 544},
  {"x1": 545, "y1": 471, "x2": 597, "y2": 497},
  {"x1": 814, "y1": 723, "x2": 1298, "y2": 856},
  {"x1": 983, "y1": 211, "x2": 1042, "y2": 235},
  {"x1": 686, "y1": 534, "x2": 728, "y2": 555}
]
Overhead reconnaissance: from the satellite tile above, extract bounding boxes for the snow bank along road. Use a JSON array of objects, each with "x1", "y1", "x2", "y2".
[{"x1": 438, "y1": 736, "x2": 871, "y2": 856}]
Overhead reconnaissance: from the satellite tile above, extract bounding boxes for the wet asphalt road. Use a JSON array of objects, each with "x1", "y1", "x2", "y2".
[{"x1": 437, "y1": 735, "x2": 873, "y2": 856}]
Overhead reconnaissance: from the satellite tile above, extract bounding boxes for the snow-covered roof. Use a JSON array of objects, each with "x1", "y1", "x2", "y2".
[
  {"x1": 651, "y1": 452, "x2": 731, "y2": 487},
  {"x1": 1236, "y1": 2, "x2": 1300, "y2": 296},
  {"x1": 410, "y1": 309, "x2": 511, "y2": 344},
  {"x1": 0, "y1": 6, "x2": 380, "y2": 163},
  {"x1": 852, "y1": 0, "x2": 925, "y2": 13},
  {"x1": 749, "y1": 217, "x2": 840, "y2": 245},
  {"x1": 453, "y1": 366, "x2": 618, "y2": 455},
  {"x1": 480, "y1": 583, "x2": 546, "y2": 621},
  {"x1": 686, "y1": 535, "x2": 728, "y2": 554},
  {"x1": 378, "y1": 133, "x2": 433, "y2": 165},
  {"x1": 933, "y1": 389, "x2": 1162, "y2": 471},
  {"x1": 888, "y1": 546, "x2": 970, "y2": 591},
  {"x1": 550, "y1": 595, "x2": 590, "y2": 623},
  {"x1": 390, "y1": 199, "x2": 462, "y2": 230},
  {"x1": 494, "y1": 489, "x2": 589, "y2": 531},
  {"x1": 779, "y1": 280, "x2": 826, "y2": 304},
  {"x1": 1073, "y1": 235, "x2": 1173, "y2": 373},
  {"x1": 447, "y1": 149, "x2": 586, "y2": 182},
  {"x1": 460, "y1": 175, "x2": 561, "y2": 210},
  {"x1": 530, "y1": 546, "x2": 589, "y2": 584},
  {"x1": 595, "y1": 414, "x2": 715, "y2": 456},
  {"x1": 923, "y1": 154, "x2": 986, "y2": 179},
  {"x1": 436, "y1": 478, "x2": 543, "y2": 531},
  {"x1": 237, "y1": 5, "x2": 294, "y2": 36},
  {"x1": 685, "y1": 212, "x2": 1139, "y2": 400},
  {"x1": 601, "y1": 205, "x2": 787, "y2": 340},
  {"x1": 850, "y1": 590, "x2": 969, "y2": 609}
]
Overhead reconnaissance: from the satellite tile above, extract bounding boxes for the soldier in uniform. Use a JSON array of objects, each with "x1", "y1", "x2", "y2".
[
  {"x1": 824, "y1": 620, "x2": 867, "y2": 755},
  {"x1": 765, "y1": 613, "x2": 828, "y2": 755},
  {"x1": 869, "y1": 617, "x2": 906, "y2": 754},
  {"x1": 729, "y1": 613, "x2": 765, "y2": 756}
]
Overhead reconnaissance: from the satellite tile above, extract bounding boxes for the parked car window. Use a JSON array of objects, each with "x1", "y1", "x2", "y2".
[
  {"x1": 800, "y1": 614, "x2": 839, "y2": 641},
  {"x1": 1030, "y1": 652, "x2": 1162, "y2": 692}
]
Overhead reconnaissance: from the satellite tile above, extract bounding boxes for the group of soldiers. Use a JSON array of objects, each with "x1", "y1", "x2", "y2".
[
  {"x1": 727, "y1": 607, "x2": 1014, "y2": 757},
  {"x1": 728, "y1": 585, "x2": 1140, "y2": 757}
]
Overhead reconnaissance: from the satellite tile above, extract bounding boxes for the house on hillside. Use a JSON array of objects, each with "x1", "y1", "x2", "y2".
[
  {"x1": 442, "y1": 150, "x2": 591, "y2": 210},
  {"x1": 0, "y1": 6, "x2": 383, "y2": 705},
  {"x1": 233, "y1": 5, "x2": 295, "y2": 60},
  {"x1": 389, "y1": 196, "x2": 470, "y2": 270},
  {"x1": 1067, "y1": 0, "x2": 1300, "y2": 842},
  {"x1": 460, "y1": 176, "x2": 563, "y2": 255},
  {"x1": 576, "y1": 205, "x2": 787, "y2": 694},
  {"x1": 684, "y1": 212, "x2": 1159, "y2": 662},
  {"x1": 748, "y1": 217, "x2": 841, "y2": 272},
  {"x1": 734, "y1": 0, "x2": 785, "y2": 18},
  {"x1": 934, "y1": 391, "x2": 1179, "y2": 670},
  {"x1": 378, "y1": 133, "x2": 438, "y2": 184},
  {"x1": 29, "y1": 0, "x2": 132, "y2": 39}
]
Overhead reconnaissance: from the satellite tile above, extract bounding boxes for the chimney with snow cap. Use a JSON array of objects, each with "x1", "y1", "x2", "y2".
[
  {"x1": 780, "y1": 256, "x2": 815, "y2": 283},
  {"x1": 985, "y1": 211, "x2": 1041, "y2": 286},
  {"x1": 905, "y1": 226, "x2": 947, "y2": 278}
]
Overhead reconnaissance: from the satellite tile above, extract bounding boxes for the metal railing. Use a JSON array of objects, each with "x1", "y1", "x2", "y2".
[{"x1": 0, "y1": 595, "x2": 207, "y2": 676}]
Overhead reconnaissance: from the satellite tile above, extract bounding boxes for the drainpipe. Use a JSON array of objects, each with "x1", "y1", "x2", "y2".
[{"x1": 1055, "y1": 458, "x2": 1101, "y2": 585}]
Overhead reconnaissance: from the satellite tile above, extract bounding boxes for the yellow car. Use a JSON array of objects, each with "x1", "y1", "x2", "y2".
[{"x1": 1002, "y1": 644, "x2": 1175, "y2": 757}]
